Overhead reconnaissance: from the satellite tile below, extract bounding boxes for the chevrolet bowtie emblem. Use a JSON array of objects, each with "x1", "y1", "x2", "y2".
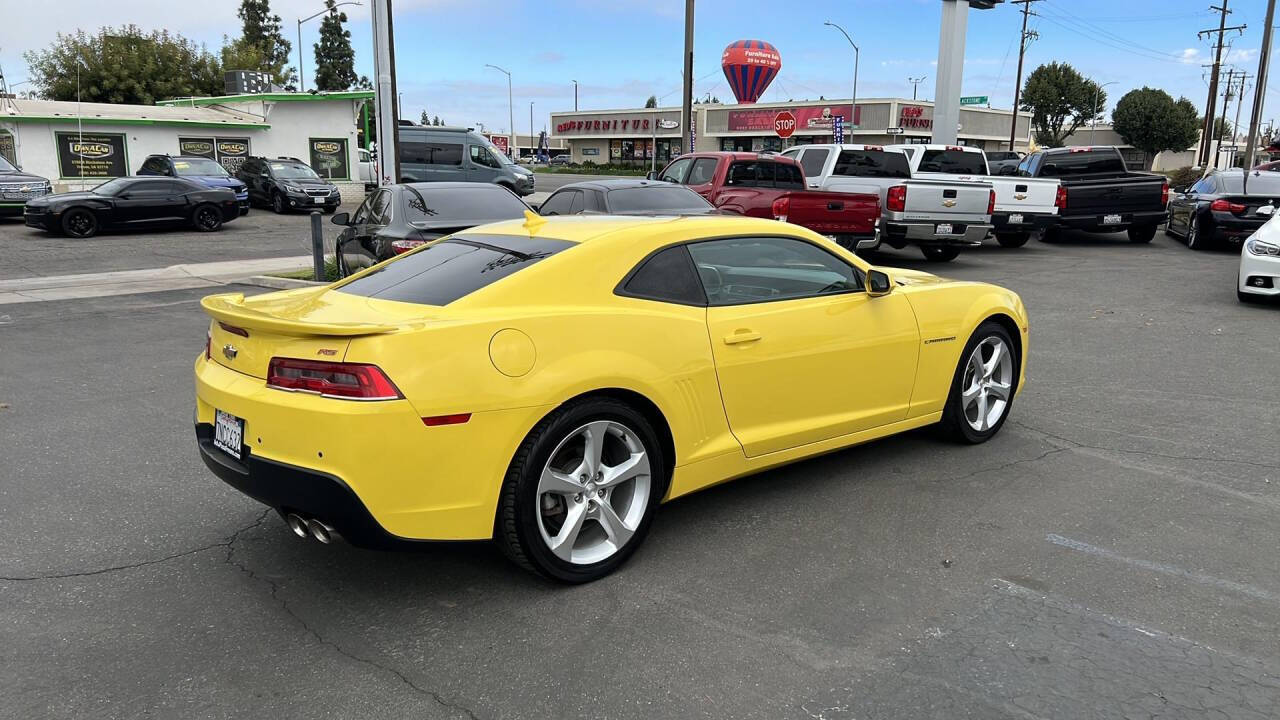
[
  {"x1": 1014, "y1": 193, "x2": 1027, "y2": 200},
  {"x1": 19, "y1": 185, "x2": 30, "y2": 192},
  {"x1": 222, "y1": 344, "x2": 239, "y2": 360},
  {"x1": 942, "y1": 199, "x2": 956, "y2": 208}
]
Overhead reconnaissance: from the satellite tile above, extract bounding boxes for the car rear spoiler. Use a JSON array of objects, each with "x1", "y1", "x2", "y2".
[{"x1": 201, "y1": 292, "x2": 399, "y2": 336}]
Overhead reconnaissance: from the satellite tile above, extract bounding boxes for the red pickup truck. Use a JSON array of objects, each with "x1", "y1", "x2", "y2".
[{"x1": 651, "y1": 151, "x2": 879, "y2": 251}]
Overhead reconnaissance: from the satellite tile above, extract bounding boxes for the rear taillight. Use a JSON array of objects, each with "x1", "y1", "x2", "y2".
[
  {"x1": 887, "y1": 185, "x2": 907, "y2": 213},
  {"x1": 1160, "y1": 182, "x2": 1169, "y2": 208},
  {"x1": 266, "y1": 357, "x2": 403, "y2": 400},
  {"x1": 1055, "y1": 185, "x2": 1067, "y2": 210},
  {"x1": 771, "y1": 196, "x2": 790, "y2": 222},
  {"x1": 987, "y1": 188, "x2": 996, "y2": 215},
  {"x1": 1210, "y1": 198, "x2": 1246, "y2": 214},
  {"x1": 391, "y1": 239, "x2": 426, "y2": 255}
]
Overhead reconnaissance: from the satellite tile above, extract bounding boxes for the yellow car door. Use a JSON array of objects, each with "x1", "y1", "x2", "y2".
[{"x1": 689, "y1": 236, "x2": 919, "y2": 457}]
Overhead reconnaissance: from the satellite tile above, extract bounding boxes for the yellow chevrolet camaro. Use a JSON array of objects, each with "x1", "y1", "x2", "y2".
[{"x1": 195, "y1": 214, "x2": 1027, "y2": 582}]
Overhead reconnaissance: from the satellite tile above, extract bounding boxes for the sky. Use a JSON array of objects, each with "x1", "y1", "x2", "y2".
[{"x1": 2, "y1": 0, "x2": 1277, "y2": 136}]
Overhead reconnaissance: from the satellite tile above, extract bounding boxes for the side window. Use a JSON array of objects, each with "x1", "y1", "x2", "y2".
[
  {"x1": 774, "y1": 162, "x2": 804, "y2": 189},
  {"x1": 659, "y1": 157, "x2": 693, "y2": 184},
  {"x1": 1190, "y1": 177, "x2": 1215, "y2": 194},
  {"x1": 368, "y1": 190, "x2": 393, "y2": 224},
  {"x1": 352, "y1": 193, "x2": 376, "y2": 224},
  {"x1": 798, "y1": 148, "x2": 829, "y2": 178},
  {"x1": 432, "y1": 143, "x2": 463, "y2": 166},
  {"x1": 539, "y1": 190, "x2": 576, "y2": 215},
  {"x1": 686, "y1": 236, "x2": 864, "y2": 306},
  {"x1": 567, "y1": 191, "x2": 586, "y2": 214},
  {"x1": 619, "y1": 245, "x2": 706, "y2": 305},
  {"x1": 687, "y1": 158, "x2": 719, "y2": 185},
  {"x1": 159, "y1": 180, "x2": 189, "y2": 194},
  {"x1": 726, "y1": 161, "x2": 758, "y2": 187},
  {"x1": 469, "y1": 144, "x2": 499, "y2": 168},
  {"x1": 141, "y1": 157, "x2": 168, "y2": 174},
  {"x1": 1015, "y1": 154, "x2": 1033, "y2": 177}
]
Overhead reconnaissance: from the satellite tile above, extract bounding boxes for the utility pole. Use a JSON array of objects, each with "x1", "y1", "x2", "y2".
[
  {"x1": 1197, "y1": 2, "x2": 1246, "y2": 165},
  {"x1": 1008, "y1": 0, "x2": 1042, "y2": 151},
  {"x1": 1232, "y1": 74, "x2": 1251, "y2": 166},
  {"x1": 909, "y1": 75, "x2": 927, "y2": 101},
  {"x1": 1243, "y1": 0, "x2": 1276, "y2": 185},
  {"x1": 680, "y1": 0, "x2": 695, "y2": 155}
]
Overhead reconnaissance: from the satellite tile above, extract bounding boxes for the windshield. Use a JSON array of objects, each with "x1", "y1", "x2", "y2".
[
  {"x1": 485, "y1": 143, "x2": 514, "y2": 165},
  {"x1": 172, "y1": 158, "x2": 229, "y2": 177},
  {"x1": 607, "y1": 186, "x2": 714, "y2": 213},
  {"x1": 0, "y1": 156, "x2": 17, "y2": 172},
  {"x1": 404, "y1": 185, "x2": 529, "y2": 223},
  {"x1": 270, "y1": 162, "x2": 321, "y2": 180},
  {"x1": 918, "y1": 149, "x2": 987, "y2": 175},
  {"x1": 1217, "y1": 173, "x2": 1280, "y2": 194},
  {"x1": 92, "y1": 178, "x2": 133, "y2": 195}
]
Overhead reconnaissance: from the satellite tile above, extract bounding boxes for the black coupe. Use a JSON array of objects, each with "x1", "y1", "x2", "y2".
[
  {"x1": 1165, "y1": 169, "x2": 1280, "y2": 250},
  {"x1": 333, "y1": 182, "x2": 533, "y2": 276},
  {"x1": 23, "y1": 176, "x2": 242, "y2": 238}
]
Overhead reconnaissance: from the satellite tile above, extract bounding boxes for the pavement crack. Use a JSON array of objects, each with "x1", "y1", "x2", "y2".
[
  {"x1": 0, "y1": 509, "x2": 272, "y2": 582},
  {"x1": 1008, "y1": 420, "x2": 1280, "y2": 471},
  {"x1": 948, "y1": 446, "x2": 1071, "y2": 482},
  {"x1": 223, "y1": 536, "x2": 480, "y2": 719}
]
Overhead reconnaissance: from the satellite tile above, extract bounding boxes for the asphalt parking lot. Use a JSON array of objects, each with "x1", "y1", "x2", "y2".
[{"x1": 2, "y1": 224, "x2": 1278, "y2": 719}]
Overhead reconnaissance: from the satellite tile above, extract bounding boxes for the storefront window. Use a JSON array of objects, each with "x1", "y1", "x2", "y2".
[{"x1": 610, "y1": 140, "x2": 622, "y2": 161}]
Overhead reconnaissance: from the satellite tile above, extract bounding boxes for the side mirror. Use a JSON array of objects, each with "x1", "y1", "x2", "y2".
[
  {"x1": 645, "y1": 171, "x2": 660, "y2": 181},
  {"x1": 330, "y1": 211, "x2": 350, "y2": 226},
  {"x1": 1172, "y1": 185, "x2": 1186, "y2": 194},
  {"x1": 527, "y1": 203, "x2": 540, "y2": 213},
  {"x1": 867, "y1": 269, "x2": 892, "y2": 297}
]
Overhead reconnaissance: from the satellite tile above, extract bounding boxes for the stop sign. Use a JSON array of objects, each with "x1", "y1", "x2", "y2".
[{"x1": 774, "y1": 111, "x2": 796, "y2": 138}]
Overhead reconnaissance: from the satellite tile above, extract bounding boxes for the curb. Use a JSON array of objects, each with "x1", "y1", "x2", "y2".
[{"x1": 241, "y1": 275, "x2": 327, "y2": 290}]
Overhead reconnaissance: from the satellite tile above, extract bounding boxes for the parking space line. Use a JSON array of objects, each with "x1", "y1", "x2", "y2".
[{"x1": 1045, "y1": 534, "x2": 1280, "y2": 605}]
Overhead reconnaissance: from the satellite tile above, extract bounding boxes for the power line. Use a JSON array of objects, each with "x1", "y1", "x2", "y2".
[
  {"x1": 1035, "y1": 13, "x2": 1199, "y2": 64},
  {"x1": 1041, "y1": 5, "x2": 1200, "y2": 62}
]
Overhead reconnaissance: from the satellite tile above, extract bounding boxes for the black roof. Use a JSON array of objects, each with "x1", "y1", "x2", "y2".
[
  {"x1": 551, "y1": 179, "x2": 674, "y2": 192},
  {"x1": 398, "y1": 181, "x2": 516, "y2": 191}
]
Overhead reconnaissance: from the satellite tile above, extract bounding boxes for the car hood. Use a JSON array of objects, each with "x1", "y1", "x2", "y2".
[
  {"x1": 281, "y1": 178, "x2": 338, "y2": 189},
  {"x1": 0, "y1": 171, "x2": 50, "y2": 185},
  {"x1": 886, "y1": 268, "x2": 951, "y2": 286},
  {"x1": 26, "y1": 191, "x2": 98, "y2": 206},
  {"x1": 184, "y1": 175, "x2": 245, "y2": 189}
]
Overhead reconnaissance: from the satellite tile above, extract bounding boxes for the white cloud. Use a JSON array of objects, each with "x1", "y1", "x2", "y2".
[
  {"x1": 1178, "y1": 48, "x2": 1202, "y2": 64},
  {"x1": 1227, "y1": 48, "x2": 1259, "y2": 63}
]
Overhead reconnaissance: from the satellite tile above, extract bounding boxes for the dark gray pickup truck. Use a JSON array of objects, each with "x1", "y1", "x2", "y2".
[{"x1": 1015, "y1": 146, "x2": 1168, "y2": 243}]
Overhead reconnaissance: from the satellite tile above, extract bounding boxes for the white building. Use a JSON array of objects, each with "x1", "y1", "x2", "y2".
[{"x1": 0, "y1": 91, "x2": 372, "y2": 203}]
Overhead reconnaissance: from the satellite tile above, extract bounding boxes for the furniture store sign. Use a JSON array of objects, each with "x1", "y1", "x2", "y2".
[
  {"x1": 56, "y1": 132, "x2": 128, "y2": 178},
  {"x1": 898, "y1": 105, "x2": 933, "y2": 129},
  {"x1": 555, "y1": 113, "x2": 680, "y2": 135}
]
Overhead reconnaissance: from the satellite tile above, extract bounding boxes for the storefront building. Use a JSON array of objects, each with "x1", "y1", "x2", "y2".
[
  {"x1": 551, "y1": 98, "x2": 1033, "y2": 166},
  {"x1": 0, "y1": 91, "x2": 372, "y2": 201}
]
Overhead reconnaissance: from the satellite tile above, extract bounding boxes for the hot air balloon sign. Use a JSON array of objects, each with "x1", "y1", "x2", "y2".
[{"x1": 722, "y1": 40, "x2": 781, "y2": 105}]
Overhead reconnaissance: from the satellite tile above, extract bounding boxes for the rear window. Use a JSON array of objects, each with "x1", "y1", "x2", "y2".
[
  {"x1": 986, "y1": 151, "x2": 1019, "y2": 162},
  {"x1": 1216, "y1": 173, "x2": 1280, "y2": 194},
  {"x1": 335, "y1": 233, "x2": 572, "y2": 305},
  {"x1": 404, "y1": 185, "x2": 528, "y2": 223},
  {"x1": 1038, "y1": 150, "x2": 1127, "y2": 177},
  {"x1": 606, "y1": 186, "x2": 713, "y2": 213},
  {"x1": 918, "y1": 149, "x2": 987, "y2": 174},
  {"x1": 833, "y1": 150, "x2": 911, "y2": 179}
]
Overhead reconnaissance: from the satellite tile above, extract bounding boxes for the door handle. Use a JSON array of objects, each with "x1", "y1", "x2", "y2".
[{"x1": 723, "y1": 330, "x2": 762, "y2": 345}]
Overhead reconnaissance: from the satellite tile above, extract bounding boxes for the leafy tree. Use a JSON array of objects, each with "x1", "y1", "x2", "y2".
[
  {"x1": 24, "y1": 26, "x2": 222, "y2": 104},
  {"x1": 1207, "y1": 116, "x2": 1233, "y2": 141},
  {"x1": 1020, "y1": 62, "x2": 1104, "y2": 146},
  {"x1": 1111, "y1": 87, "x2": 1200, "y2": 169},
  {"x1": 644, "y1": 95, "x2": 658, "y2": 108},
  {"x1": 313, "y1": 0, "x2": 366, "y2": 91},
  {"x1": 231, "y1": 0, "x2": 295, "y2": 88}
]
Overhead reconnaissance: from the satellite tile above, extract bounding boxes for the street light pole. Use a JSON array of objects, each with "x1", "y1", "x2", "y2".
[
  {"x1": 1090, "y1": 81, "x2": 1117, "y2": 145},
  {"x1": 530, "y1": 101, "x2": 535, "y2": 160},
  {"x1": 824, "y1": 22, "x2": 859, "y2": 130},
  {"x1": 485, "y1": 64, "x2": 514, "y2": 158},
  {"x1": 572, "y1": 79, "x2": 578, "y2": 111},
  {"x1": 297, "y1": 2, "x2": 362, "y2": 93}
]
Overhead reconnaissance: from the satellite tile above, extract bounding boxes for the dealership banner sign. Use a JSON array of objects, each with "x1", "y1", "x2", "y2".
[
  {"x1": 308, "y1": 138, "x2": 349, "y2": 179},
  {"x1": 726, "y1": 105, "x2": 861, "y2": 133},
  {"x1": 56, "y1": 132, "x2": 127, "y2": 178},
  {"x1": 178, "y1": 136, "x2": 251, "y2": 174}
]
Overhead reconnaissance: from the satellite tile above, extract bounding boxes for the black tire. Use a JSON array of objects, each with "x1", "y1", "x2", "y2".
[
  {"x1": 1128, "y1": 223, "x2": 1157, "y2": 244},
  {"x1": 191, "y1": 204, "x2": 223, "y2": 232},
  {"x1": 1185, "y1": 213, "x2": 1207, "y2": 250},
  {"x1": 60, "y1": 208, "x2": 98, "y2": 238},
  {"x1": 921, "y1": 245, "x2": 961, "y2": 262},
  {"x1": 939, "y1": 320, "x2": 1019, "y2": 444},
  {"x1": 496, "y1": 397, "x2": 666, "y2": 584},
  {"x1": 995, "y1": 231, "x2": 1030, "y2": 248},
  {"x1": 1164, "y1": 209, "x2": 1178, "y2": 237},
  {"x1": 271, "y1": 192, "x2": 286, "y2": 214}
]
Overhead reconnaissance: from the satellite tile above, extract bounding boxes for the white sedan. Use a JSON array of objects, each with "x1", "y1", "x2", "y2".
[{"x1": 1239, "y1": 215, "x2": 1280, "y2": 303}]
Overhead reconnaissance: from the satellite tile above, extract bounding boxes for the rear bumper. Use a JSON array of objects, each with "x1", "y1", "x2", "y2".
[
  {"x1": 1056, "y1": 209, "x2": 1165, "y2": 232},
  {"x1": 196, "y1": 422, "x2": 409, "y2": 549},
  {"x1": 1208, "y1": 214, "x2": 1266, "y2": 242},
  {"x1": 883, "y1": 220, "x2": 991, "y2": 246},
  {"x1": 992, "y1": 211, "x2": 1055, "y2": 233}
]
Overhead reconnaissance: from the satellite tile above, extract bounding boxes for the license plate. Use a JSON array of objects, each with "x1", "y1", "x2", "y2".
[
  {"x1": 935, "y1": 223, "x2": 954, "y2": 235},
  {"x1": 1102, "y1": 214, "x2": 1123, "y2": 225},
  {"x1": 1009, "y1": 213, "x2": 1024, "y2": 225},
  {"x1": 313, "y1": 196, "x2": 325, "y2": 204},
  {"x1": 213, "y1": 409, "x2": 244, "y2": 460}
]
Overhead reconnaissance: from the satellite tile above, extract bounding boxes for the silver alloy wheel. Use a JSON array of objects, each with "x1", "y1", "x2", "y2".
[
  {"x1": 960, "y1": 336, "x2": 1014, "y2": 432},
  {"x1": 1187, "y1": 214, "x2": 1199, "y2": 248},
  {"x1": 536, "y1": 420, "x2": 651, "y2": 565}
]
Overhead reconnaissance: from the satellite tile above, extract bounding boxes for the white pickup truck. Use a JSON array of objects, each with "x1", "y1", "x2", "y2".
[
  {"x1": 886, "y1": 144, "x2": 1060, "y2": 248},
  {"x1": 782, "y1": 143, "x2": 994, "y2": 261}
]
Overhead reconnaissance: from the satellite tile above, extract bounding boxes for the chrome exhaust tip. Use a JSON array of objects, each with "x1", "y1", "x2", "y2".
[
  {"x1": 285, "y1": 513, "x2": 309, "y2": 539},
  {"x1": 306, "y1": 518, "x2": 334, "y2": 544}
]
